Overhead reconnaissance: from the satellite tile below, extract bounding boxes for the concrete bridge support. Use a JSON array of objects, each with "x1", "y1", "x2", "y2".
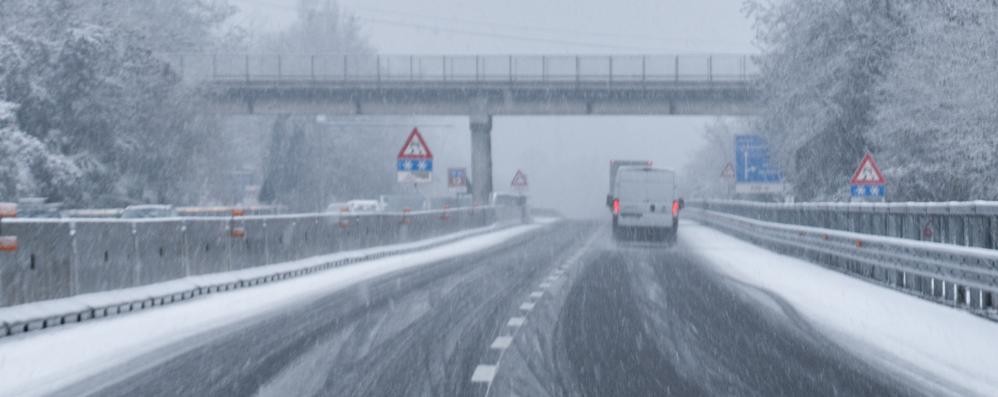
[{"x1": 470, "y1": 115, "x2": 493, "y2": 205}]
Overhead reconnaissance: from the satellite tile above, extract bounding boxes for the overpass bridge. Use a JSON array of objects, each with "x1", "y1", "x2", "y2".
[{"x1": 172, "y1": 54, "x2": 760, "y2": 201}]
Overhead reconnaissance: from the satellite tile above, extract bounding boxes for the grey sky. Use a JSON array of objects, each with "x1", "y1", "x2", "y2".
[{"x1": 229, "y1": 1, "x2": 756, "y2": 218}]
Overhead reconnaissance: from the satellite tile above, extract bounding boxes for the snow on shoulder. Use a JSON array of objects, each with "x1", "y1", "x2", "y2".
[
  {"x1": 681, "y1": 222, "x2": 998, "y2": 396},
  {"x1": 0, "y1": 223, "x2": 544, "y2": 397}
]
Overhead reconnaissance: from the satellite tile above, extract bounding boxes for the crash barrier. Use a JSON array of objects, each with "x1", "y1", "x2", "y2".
[
  {"x1": 0, "y1": 205, "x2": 524, "y2": 308},
  {"x1": 687, "y1": 207, "x2": 998, "y2": 320},
  {"x1": 692, "y1": 199, "x2": 998, "y2": 250}
]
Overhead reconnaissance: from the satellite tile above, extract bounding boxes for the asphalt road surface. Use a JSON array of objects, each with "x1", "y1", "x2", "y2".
[{"x1": 62, "y1": 221, "x2": 929, "y2": 397}]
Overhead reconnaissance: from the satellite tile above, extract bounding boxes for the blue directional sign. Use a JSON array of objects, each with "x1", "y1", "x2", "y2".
[{"x1": 734, "y1": 135, "x2": 784, "y2": 193}]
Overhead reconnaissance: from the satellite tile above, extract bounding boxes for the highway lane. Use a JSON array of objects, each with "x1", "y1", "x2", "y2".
[
  {"x1": 61, "y1": 221, "x2": 930, "y2": 396},
  {"x1": 63, "y1": 221, "x2": 592, "y2": 397},
  {"x1": 492, "y1": 230, "x2": 928, "y2": 396}
]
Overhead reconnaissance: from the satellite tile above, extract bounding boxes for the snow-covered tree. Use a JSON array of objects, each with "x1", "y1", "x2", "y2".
[{"x1": 746, "y1": 0, "x2": 902, "y2": 200}]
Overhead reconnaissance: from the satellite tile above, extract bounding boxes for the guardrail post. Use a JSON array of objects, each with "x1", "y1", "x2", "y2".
[
  {"x1": 212, "y1": 54, "x2": 217, "y2": 79},
  {"x1": 244, "y1": 54, "x2": 250, "y2": 82},
  {"x1": 310, "y1": 55, "x2": 315, "y2": 81},
  {"x1": 641, "y1": 55, "x2": 646, "y2": 82},
  {"x1": 476, "y1": 55, "x2": 481, "y2": 82},
  {"x1": 575, "y1": 56, "x2": 580, "y2": 88},
  {"x1": 410, "y1": 55, "x2": 415, "y2": 80},
  {"x1": 343, "y1": 54, "x2": 348, "y2": 81},
  {"x1": 608, "y1": 56, "x2": 613, "y2": 88},
  {"x1": 508, "y1": 55, "x2": 514, "y2": 84},
  {"x1": 376, "y1": 55, "x2": 381, "y2": 85},
  {"x1": 674, "y1": 55, "x2": 679, "y2": 82},
  {"x1": 708, "y1": 55, "x2": 713, "y2": 82},
  {"x1": 277, "y1": 54, "x2": 282, "y2": 82},
  {"x1": 443, "y1": 55, "x2": 447, "y2": 82}
]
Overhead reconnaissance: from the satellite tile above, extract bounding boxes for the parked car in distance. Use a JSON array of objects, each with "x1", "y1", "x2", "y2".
[
  {"x1": 120, "y1": 205, "x2": 179, "y2": 219},
  {"x1": 16, "y1": 197, "x2": 62, "y2": 218},
  {"x1": 347, "y1": 199, "x2": 383, "y2": 213}
]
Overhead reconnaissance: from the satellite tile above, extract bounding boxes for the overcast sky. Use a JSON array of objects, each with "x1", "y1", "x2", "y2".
[{"x1": 229, "y1": 1, "x2": 756, "y2": 218}]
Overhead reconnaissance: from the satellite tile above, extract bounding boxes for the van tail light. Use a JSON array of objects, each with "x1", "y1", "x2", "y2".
[
  {"x1": 672, "y1": 200, "x2": 680, "y2": 217},
  {"x1": 612, "y1": 198, "x2": 620, "y2": 215}
]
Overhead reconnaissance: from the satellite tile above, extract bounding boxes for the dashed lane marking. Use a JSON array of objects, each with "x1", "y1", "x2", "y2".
[
  {"x1": 490, "y1": 336, "x2": 513, "y2": 350},
  {"x1": 539, "y1": 282, "x2": 551, "y2": 289},
  {"x1": 519, "y1": 302, "x2": 535, "y2": 311},
  {"x1": 529, "y1": 291, "x2": 544, "y2": 299},
  {"x1": 471, "y1": 365, "x2": 497, "y2": 383},
  {"x1": 506, "y1": 317, "x2": 526, "y2": 327}
]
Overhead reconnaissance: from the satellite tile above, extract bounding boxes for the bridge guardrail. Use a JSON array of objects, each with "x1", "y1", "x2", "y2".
[
  {"x1": 164, "y1": 53, "x2": 760, "y2": 84},
  {"x1": 687, "y1": 204, "x2": 998, "y2": 320},
  {"x1": 0, "y1": 206, "x2": 524, "y2": 308}
]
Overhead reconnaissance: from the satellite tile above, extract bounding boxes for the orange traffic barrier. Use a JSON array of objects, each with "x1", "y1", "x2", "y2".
[
  {"x1": 338, "y1": 208, "x2": 350, "y2": 229},
  {"x1": 0, "y1": 236, "x2": 17, "y2": 252},
  {"x1": 855, "y1": 240, "x2": 863, "y2": 248},
  {"x1": 230, "y1": 227, "x2": 246, "y2": 238},
  {"x1": 231, "y1": 208, "x2": 246, "y2": 217},
  {"x1": 401, "y1": 208, "x2": 411, "y2": 225},
  {"x1": 0, "y1": 203, "x2": 16, "y2": 218}
]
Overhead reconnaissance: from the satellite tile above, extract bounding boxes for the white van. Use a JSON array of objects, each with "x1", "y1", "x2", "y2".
[{"x1": 609, "y1": 166, "x2": 683, "y2": 242}]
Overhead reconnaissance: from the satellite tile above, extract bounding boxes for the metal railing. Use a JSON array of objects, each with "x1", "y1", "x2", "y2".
[
  {"x1": 164, "y1": 53, "x2": 760, "y2": 84},
  {"x1": 687, "y1": 201, "x2": 998, "y2": 320},
  {"x1": 692, "y1": 199, "x2": 998, "y2": 249},
  {"x1": 0, "y1": 206, "x2": 525, "y2": 310}
]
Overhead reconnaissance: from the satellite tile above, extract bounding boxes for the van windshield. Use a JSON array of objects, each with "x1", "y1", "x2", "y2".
[{"x1": 617, "y1": 170, "x2": 674, "y2": 201}]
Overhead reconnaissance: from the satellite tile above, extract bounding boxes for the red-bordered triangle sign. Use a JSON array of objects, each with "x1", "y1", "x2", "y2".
[
  {"x1": 720, "y1": 162, "x2": 735, "y2": 178},
  {"x1": 511, "y1": 170, "x2": 528, "y2": 187},
  {"x1": 850, "y1": 153, "x2": 886, "y2": 185},
  {"x1": 397, "y1": 128, "x2": 433, "y2": 159}
]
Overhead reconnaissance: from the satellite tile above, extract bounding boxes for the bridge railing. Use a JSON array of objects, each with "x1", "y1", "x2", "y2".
[
  {"x1": 164, "y1": 54, "x2": 760, "y2": 84},
  {"x1": 686, "y1": 200, "x2": 998, "y2": 320}
]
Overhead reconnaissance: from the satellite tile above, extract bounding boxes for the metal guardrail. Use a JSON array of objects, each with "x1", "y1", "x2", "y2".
[
  {"x1": 164, "y1": 53, "x2": 760, "y2": 84},
  {"x1": 688, "y1": 205, "x2": 998, "y2": 320},
  {"x1": 0, "y1": 206, "x2": 525, "y2": 308},
  {"x1": 692, "y1": 199, "x2": 998, "y2": 249}
]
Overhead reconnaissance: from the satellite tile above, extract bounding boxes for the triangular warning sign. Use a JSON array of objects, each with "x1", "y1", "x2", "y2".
[
  {"x1": 397, "y1": 128, "x2": 433, "y2": 159},
  {"x1": 511, "y1": 170, "x2": 528, "y2": 187},
  {"x1": 720, "y1": 162, "x2": 735, "y2": 178},
  {"x1": 849, "y1": 153, "x2": 886, "y2": 185}
]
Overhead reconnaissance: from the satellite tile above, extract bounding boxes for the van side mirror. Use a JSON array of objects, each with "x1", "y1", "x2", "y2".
[{"x1": 678, "y1": 198, "x2": 685, "y2": 209}]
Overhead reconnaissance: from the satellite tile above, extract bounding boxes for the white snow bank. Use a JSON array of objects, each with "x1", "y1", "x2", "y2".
[
  {"x1": 0, "y1": 223, "x2": 543, "y2": 397},
  {"x1": 682, "y1": 222, "x2": 998, "y2": 396}
]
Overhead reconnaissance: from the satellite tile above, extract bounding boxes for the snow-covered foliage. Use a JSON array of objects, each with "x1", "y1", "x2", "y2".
[
  {"x1": 680, "y1": 118, "x2": 740, "y2": 199},
  {"x1": 253, "y1": 1, "x2": 396, "y2": 211},
  {"x1": 0, "y1": 0, "x2": 236, "y2": 206},
  {"x1": 747, "y1": 0, "x2": 998, "y2": 201}
]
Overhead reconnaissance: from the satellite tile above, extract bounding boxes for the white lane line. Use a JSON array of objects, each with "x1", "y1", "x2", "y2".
[
  {"x1": 471, "y1": 365, "x2": 497, "y2": 383},
  {"x1": 490, "y1": 336, "x2": 513, "y2": 350},
  {"x1": 539, "y1": 282, "x2": 551, "y2": 289},
  {"x1": 519, "y1": 302, "x2": 535, "y2": 311},
  {"x1": 507, "y1": 317, "x2": 525, "y2": 327},
  {"x1": 529, "y1": 291, "x2": 544, "y2": 299}
]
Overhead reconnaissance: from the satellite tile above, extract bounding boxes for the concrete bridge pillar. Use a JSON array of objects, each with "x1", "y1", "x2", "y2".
[{"x1": 470, "y1": 115, "x2": 493, "y2": 205}]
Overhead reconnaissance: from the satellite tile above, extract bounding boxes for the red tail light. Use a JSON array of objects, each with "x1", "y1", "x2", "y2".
[
  {"x1": 612, "y1": 198, "x2": 620, "y2": 215},
  {"x1": 672, "y1": 200, "x2": 680, "y2": 217}
]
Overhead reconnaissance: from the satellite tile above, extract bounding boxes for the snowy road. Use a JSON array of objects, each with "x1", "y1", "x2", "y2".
[{"x1": 41, "y1": 221, "x2": 983, "y2": 396}]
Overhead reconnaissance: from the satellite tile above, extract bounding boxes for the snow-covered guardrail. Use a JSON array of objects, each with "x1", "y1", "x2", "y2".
[
  {"x1": 0, "y1": 205, "x2": 526, "y2": 308},
  {"x1": 687, "y1": 207, "x2": 998, "y2": 320},
  {"x1": 691, "y1": 199, "x2": 998, "y2": 249}
]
